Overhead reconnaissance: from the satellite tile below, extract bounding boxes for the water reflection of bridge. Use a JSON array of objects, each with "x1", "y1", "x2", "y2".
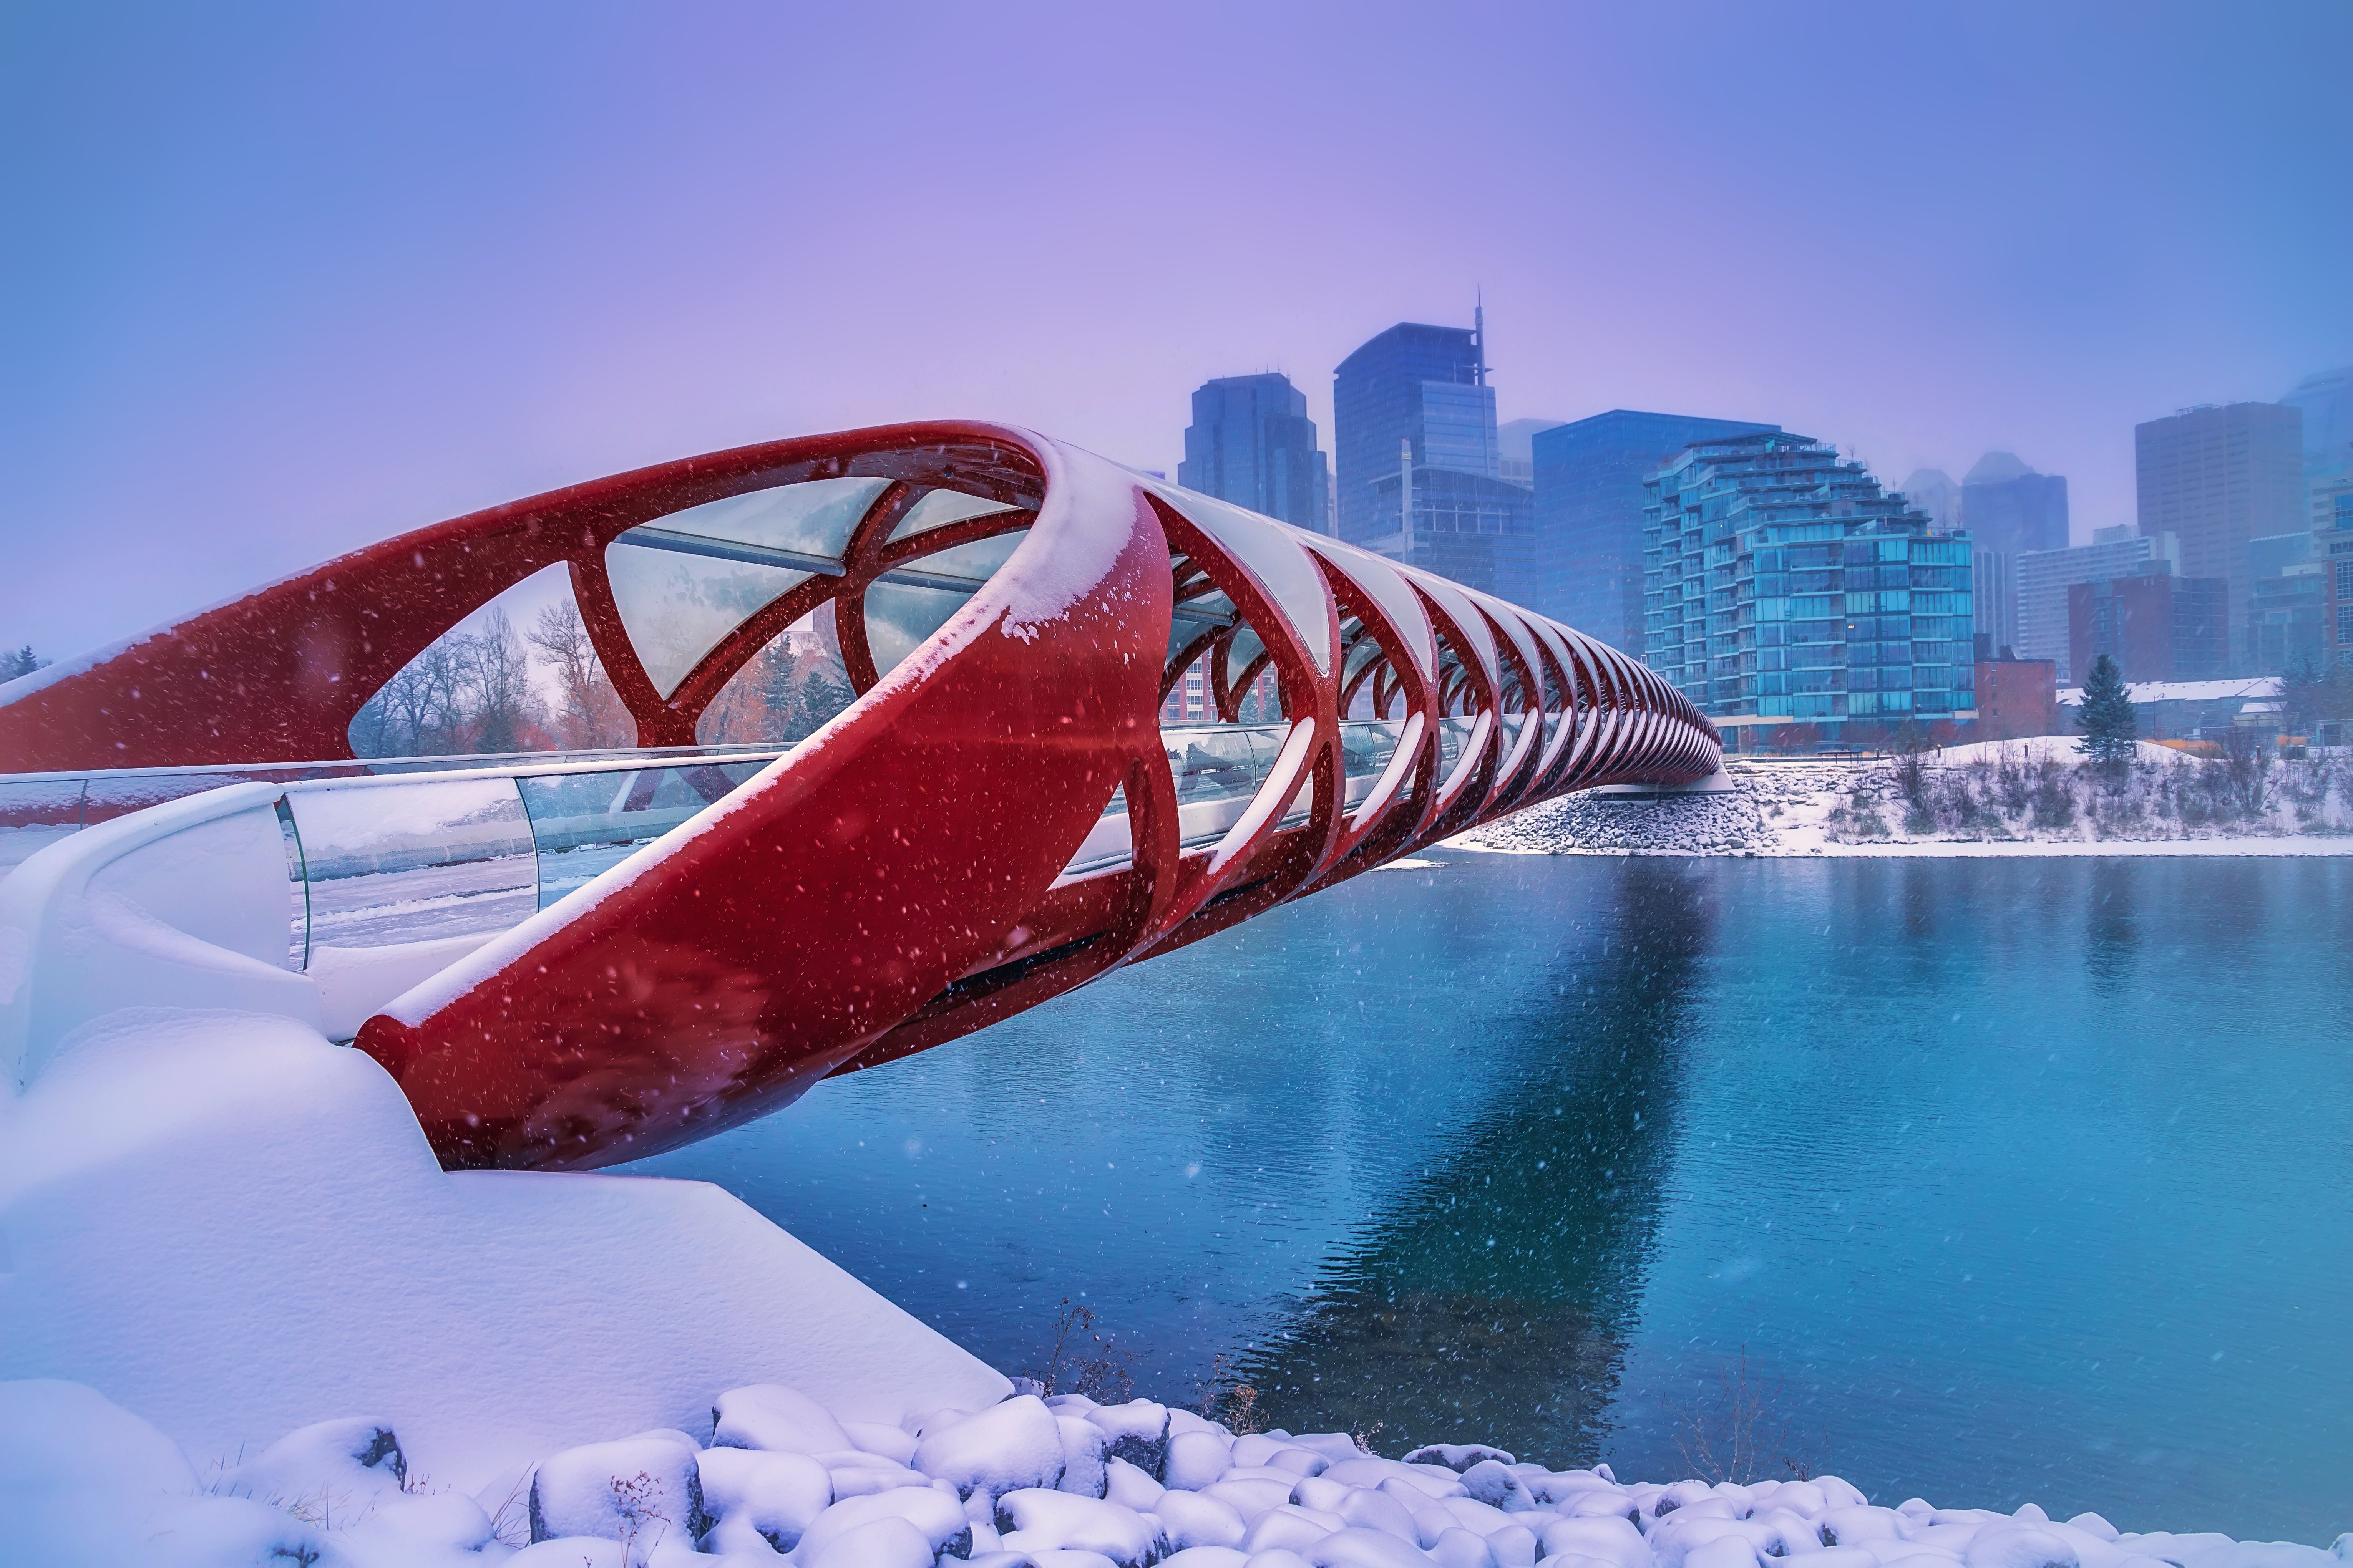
[
  {"x1": 1, "y1": 423, "x2": 1718, "y2": 1173},
  {"x1": 1232, "y1": 859, "x2": 1719, "y2": 1466}
]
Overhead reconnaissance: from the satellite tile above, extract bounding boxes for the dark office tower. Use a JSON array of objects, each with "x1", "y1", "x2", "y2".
[
  {"x1": 2136, "y1": 402, "x2": 2304, "y2": 668},
  {"x1": 2068, "y1": 572, "x2": 2229, "y2": 683},
  {"x1": 1530, "y1": 411, "x2": 1778, "y2": 652},
  {"x1": 1178, "y1": 373, "x2": 1331, "y2": 532},
  {"x1": 1959, "y1": 452, "x2": 2069, "y2": 656},
  {"x1": 1332, "y1": 318, "x2": 1535, "y2": 595}
]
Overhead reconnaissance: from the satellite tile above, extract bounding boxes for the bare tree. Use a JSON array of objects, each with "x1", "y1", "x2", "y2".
[
  {"x1": 526, "y1": 599, "x2": 632, "y2": 749},
  {"x1": 460, "y1": 608, "x2": 538, "y2": 753}
]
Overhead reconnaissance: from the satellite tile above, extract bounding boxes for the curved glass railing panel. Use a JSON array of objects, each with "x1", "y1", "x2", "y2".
[
  {"x1": 518, "y1": 759, "x2": 771, "y2": 908},
  {"x1": 284, "y1": 776, "x2": 537, "y2": 958},
  {"x1": 10, "y1": 718, "x2": 1448, "y2": 963},
  {"x1": 1437, "y1": 714, "x2": 1476, "y2": 772},
  {"x1": 0, "y1": 777, "x2": 88, "y2": 879},
  {"x1": 1059, "y1": 718, "x2": 1412, "y2": 877}
]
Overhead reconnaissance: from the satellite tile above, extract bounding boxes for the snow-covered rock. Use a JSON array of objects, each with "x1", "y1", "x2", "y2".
[
  {"x1": 1166, "y1": 1429, "x2": 1238, "y2": 1489},
  {"x1": 1409, "y1": 1444, "x2": 1518, "y2": 1471},
  {"x1": 711, "y1": 1383, "x2": 854, "y2": 1455},
  {"x1": 695, "y1": 1444, "x2": 830, "y2": 1553},
  {"x1": 528, "y1": 1432, "x2": 709, "y2": 1558},
  {"x1": 996, "y1": 1486, "x2": 1167, "y2": 1565},
  {"x1": 11, "y1": 1370, "x2": 2341, "y2": 1568},
  {"x1": 914, "y1": 1394, "x2": 1070, "y2": 1501},
  {"x1": 795, "y1": 1483, "x2": 974, "y2": 1562},
  {"x1": 1059, "y1": 1413, "x2": 1112, "y2": 1497}
]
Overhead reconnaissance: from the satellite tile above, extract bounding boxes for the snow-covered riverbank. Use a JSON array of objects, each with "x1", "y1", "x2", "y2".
[
  {"x1": 11, "y1": 1376, "x2": 2346, "y2": 1568},
  {"x1": 1451, "y1": 743, "x2": 2353, "y2": 858}
]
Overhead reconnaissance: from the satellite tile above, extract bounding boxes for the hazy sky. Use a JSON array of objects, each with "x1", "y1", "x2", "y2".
[{"x1": 6, "y1": 1, "x2": 2349, "y2": 660}]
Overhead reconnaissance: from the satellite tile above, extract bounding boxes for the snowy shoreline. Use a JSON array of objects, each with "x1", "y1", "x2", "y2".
[
  {"x1": 1448, "y1": 745, "x2": 2353, "y2": 860},
  {"x1": 12, "y1": 1377, "x2": 2347, "y2": 1568}
]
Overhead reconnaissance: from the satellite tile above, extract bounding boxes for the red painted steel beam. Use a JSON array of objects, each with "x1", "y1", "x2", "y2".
[{"x1": 1, "y1": 424, "x2": 1720, "y2": 1171}]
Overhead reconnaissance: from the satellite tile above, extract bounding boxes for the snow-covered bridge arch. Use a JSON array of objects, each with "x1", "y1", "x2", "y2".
[{"x1": 0, "y1": 423, "x2": 1719, "y2": 1170}]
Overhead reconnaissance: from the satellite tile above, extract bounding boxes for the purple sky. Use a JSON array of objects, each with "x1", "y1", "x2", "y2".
[{"x1": 6, "y1": 1, "x2": 2349, "y2": 660}]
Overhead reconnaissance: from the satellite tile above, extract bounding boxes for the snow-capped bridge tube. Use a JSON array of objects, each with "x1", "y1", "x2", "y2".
[{"x1": 0, "y1": 423, "x2": 1719, "y2": 1170}]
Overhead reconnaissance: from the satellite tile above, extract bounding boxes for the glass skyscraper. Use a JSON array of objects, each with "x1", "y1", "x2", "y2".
[
  {"x1": 1177, "y1": 373, "x2": 1331, "y2": 533},
  {"x1": 1530, "y1": 410, "x2": 1778, "y2": 654},
  {"x1": 1331, "y1": 319, "x2": 1533, "y2": 596},
  {"x1": 1644, "y1": 431, "x2": 1973, "y2": 735}
]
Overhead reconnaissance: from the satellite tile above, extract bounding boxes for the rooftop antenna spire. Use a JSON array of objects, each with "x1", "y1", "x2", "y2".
[{"x1": 1474, "y1": 288, "x2": 1486, "y2": 386}]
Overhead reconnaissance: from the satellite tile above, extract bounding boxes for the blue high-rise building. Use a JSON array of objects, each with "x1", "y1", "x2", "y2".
[
  {"x1": 1332, "y1": 318, "x2": 1534, "y2": 595},
  {"x1": 1530, "y1": 410, "x2": 1778, "y2": 654},
  {"x1": 1644, "y1": 431, "x2": 1974, "y2": 741},
  {"x1": 1178, "y1": 373, "x2": 1331, "y2": 532}
]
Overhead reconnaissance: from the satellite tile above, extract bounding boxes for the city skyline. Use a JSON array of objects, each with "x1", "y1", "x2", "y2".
[{"x1": 5, "y1": 2, "x2": 2350, "y2": 662}]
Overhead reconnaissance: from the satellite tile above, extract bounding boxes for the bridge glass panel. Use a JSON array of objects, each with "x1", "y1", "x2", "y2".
[
  {"x1": 1149, "y1": 485, "x2": 1334, "y2": 675},
  {"x1": 863, "y1": 580, "x2": 973, "y2": 678},
  {"x1": 0, "y1": 778, "x2": 86, "y2": 878},
  {"x1": 897, "y1": 530, "x2": 1025, "y2": 584},
  {"x1": 1438, "y1": 714, "x2": 1476, "y2": 771},
  {"x1": 1301, "y1": 535, "x2": 1435, "y2": 682},
  {"x1": 604, "y1": 543, "x2": 813, "y2": 699},
  {"x1": 648, "y1": 477, "x2": 888, "y2": 559},
  {"x1": 284, "y1": 776, "x2": 536, "y2": 961},
  {"x1": 888, "y1": 487, "x2": 1018, "y2": 542},
  {"x1": 518, "y1": 759, "x2": 771, "y2": 908}
]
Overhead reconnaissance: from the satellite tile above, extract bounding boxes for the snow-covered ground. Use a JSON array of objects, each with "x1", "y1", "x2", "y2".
[
  {"x1": 5, "y1": 752, "x2": 2347, "y2": 1565},
  {"x1": 1452, "y1": 744, "x2": 2353, "y2": 859},
  {"x1": 10, "y1": 1374, "x2": 2346, "y2": 1567}
]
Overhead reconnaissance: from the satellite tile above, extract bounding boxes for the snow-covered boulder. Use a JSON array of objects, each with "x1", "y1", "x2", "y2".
[
  {"x1": 1058, "y1": 1412, "x2": 1111, "y2": 1497},
  {"x1": 913, "y1": 1394, "x2": 1069, "y2": 1502},
  {"x1": 694, "y1": 1444, "x2": 830, "y2": 1553},
  {"x1": 710, "y1": 1383, "x2": 853, "y2": 1454},
  {"x1": 212, "y1": 1415, "x2": 409, "y2": 1510},
  {"x1": 1406, "y1": 1444, "x2": 1517, "y2": 1472},
  {"x1": 1427, "y1": 1523, "x2": 1498, "y2": 1565},
  {"x1": 1537, "y1": 1512, "x2": 1648, "y2": 1568},
  {"x1": 996, "y1": 1486, "x2": 1167, "y2": 1566},
  {"x1": 1246, "y1": 1502, "x2": 1351, "y2": 1553},
  {"x1": 529, "y1": 1432, "x2": 709, "y2": 1558},
  {"x1": 800, "y1": 1513, "x2": 936, "y2": 1568},
  {"x1": 1164, "y1": 1428, "x2": 1236, "y2": 1490},
  {"x1": 1457, "y1": 1459, "x2": 1530, "y2": 1511},
  {"x1": 795, "y1": 1483, "x2": 974, "y2": 1563},
  {"x1": 843, "y1": 1419, "x2": 923, "y2": 1464},
  {"x1": 1306, "y1": 1525, "x2": 1444, "y2": 1565},
  {"x1": 1087, "y1": 1397, "x2": 1172, "y2": 1475},
  {"x1": 1966, "y1": 1524, "x2": 2083, "y2": 1568},
  {"x1": 1104, "y1": 1454, "x2": 1167, "y2": 1511},
  {"x1": 1155, "y1": 1487, "x2": 1249, "y2": 1550},
  {"x1": 1161, "y1": 1548, "x2": 1252, "y2": 1568}
]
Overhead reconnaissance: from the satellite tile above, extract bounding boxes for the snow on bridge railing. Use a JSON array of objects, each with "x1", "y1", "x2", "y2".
[{"x1": 2, "y1": 718, "x2": 1445, "y2": 967}]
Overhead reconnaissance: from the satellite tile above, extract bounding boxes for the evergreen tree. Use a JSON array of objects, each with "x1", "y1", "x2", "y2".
[
  {"x1": 3, "y1": 644, "x2": 42, "y2": 680},
  {"x1": 2075, "y1": 652, "x2": 2137, "y2": 768}
]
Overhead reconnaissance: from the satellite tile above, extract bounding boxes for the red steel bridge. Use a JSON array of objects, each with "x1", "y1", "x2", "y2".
[{"x1": 0, "y1": 424, "x2": 1718, "y2": 1171}]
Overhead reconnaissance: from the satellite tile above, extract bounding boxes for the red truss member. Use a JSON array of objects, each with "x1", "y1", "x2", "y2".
[{"x1": 0, "y1": 423, "x2": 1720, "y2": 1170}]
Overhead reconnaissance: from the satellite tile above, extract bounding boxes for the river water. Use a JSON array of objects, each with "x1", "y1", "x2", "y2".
[{"x1": 623, "y1": 852, "x2": 2353, "y2": 1543}]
